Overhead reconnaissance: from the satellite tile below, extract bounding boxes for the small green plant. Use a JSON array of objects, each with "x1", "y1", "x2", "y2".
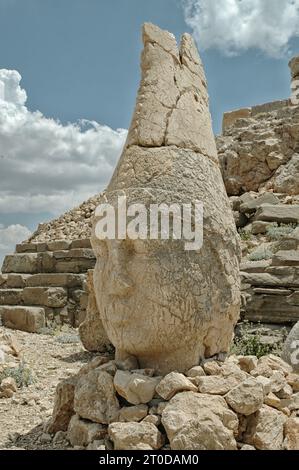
[
  {"x1": 231, "y1": 322, "x2": 287, "y2": 358},
  {"x1": 0, "y1": 361, "x2": 35, "y2": 388},
  {"x1": 238, "y1": 228, "x2": 252, "y2": 241},
  {"x1": 266, "y1": 223, "x2": 297, "y2": 241},
  {"x1": 248, "y1": 247, "x2": 273, "y2": 261}
]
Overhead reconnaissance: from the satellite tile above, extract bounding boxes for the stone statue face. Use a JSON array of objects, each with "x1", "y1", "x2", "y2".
[
  {"x1": 91, "y1": 188, "x2": 239, "y2": 375},
  {"x1": 93, "y1": 234, "x2": 208, "y2": 374},
  {"x1": 90, "y1": 23, "x2": 241, "y2": 375}
]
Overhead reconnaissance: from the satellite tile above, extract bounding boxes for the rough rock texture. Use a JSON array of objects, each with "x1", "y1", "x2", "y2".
[
  {"x1": 217, "y1": 96, "x2": 299, "y2": 196},
  {"x1": 113, "y1": 370, "x2": 161, "y2": 405},
  {"x1": 27, "y1": 194, "x2": 103, "y2": 243},
  {"x1": 282, "y1": 322, "x2": 299, "y2": 372},
  {"x1": 244, "y1": 405, "x2": 287, "y2": 450},
  {"x1": 78, "y1": 270, "x2": 109, "y2": 352},
  {"x1": 108, "y1": 422, "x2": 164, "y2": 450},
  {"x1": 161, "y1": 392, "x2": 238, "y2": 450},
  {"x1": 48, "y1": 353, "x2": 299, "y2": 450},
  {"x1": 91, "y1": 23, "x2": 241, "y2": 375},
  {"x1": 74, "y1": 369, "x2": 119, "y2": 424},
  {"x1": 67, "y1": 414, "x2": 106, "y2": 447}
]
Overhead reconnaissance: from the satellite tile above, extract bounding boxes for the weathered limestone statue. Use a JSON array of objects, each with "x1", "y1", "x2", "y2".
[{"x1": 91, "y1": 23, "x2": 241, "y2": 375}]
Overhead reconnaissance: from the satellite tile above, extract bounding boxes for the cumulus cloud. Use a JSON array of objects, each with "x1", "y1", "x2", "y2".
[
  {"x1": 0, "y1": 69, "x2": 127, "y2": 216},
  {"x1": 0, "y1": 68, "x2": 127, "y2": 263},
  {"x1": 0, "y1": 224, "x2": 32, "y2": 265},
  {"x1": 183, "y1": 0, "x2": 299, "y2": 57}
]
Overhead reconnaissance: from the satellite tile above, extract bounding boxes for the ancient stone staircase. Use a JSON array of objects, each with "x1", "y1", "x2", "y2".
[{"x1": 0, "y1": 239, "x2": 96, "y2": 332}]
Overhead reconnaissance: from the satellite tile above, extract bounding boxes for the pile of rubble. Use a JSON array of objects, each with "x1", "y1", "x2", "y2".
[{"x1": 45, "y1": 353, "x2": 299, "y2": 451}]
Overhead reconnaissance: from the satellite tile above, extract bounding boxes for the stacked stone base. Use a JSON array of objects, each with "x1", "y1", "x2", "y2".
[
  {"x1": 0, "y1": 239, "x2": 96, "y2": 331},
  {"x1": 46, "y1": 354, "x2": 299, "y2": 450}
]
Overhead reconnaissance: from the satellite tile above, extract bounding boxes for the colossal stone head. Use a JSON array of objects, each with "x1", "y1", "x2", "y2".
[{"x1": 91, "y1": 23, "x2": 241, "y2": 375}]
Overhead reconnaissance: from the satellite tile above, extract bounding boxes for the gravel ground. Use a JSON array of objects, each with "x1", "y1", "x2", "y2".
[{"x1": 0, "y1": 326, "x2": 96, "y2": 450}]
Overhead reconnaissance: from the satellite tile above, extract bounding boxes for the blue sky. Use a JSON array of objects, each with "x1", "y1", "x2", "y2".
[
  {"x1": 0, "y1": 0, "x2": 296, "y2": 133},
  {"x1": 0, "y1": 0, "x2": 299, "y2": 262}
]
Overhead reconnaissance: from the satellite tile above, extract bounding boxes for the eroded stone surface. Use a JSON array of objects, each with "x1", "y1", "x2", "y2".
[{"x1": 91, "y1": 23, "x2": 241, "y2": 375}]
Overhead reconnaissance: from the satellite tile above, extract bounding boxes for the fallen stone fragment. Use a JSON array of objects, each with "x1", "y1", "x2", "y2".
[
  {"x1": 74, "y1": 369, "x2": 119, "y2": 424},
  {"x1": 155, "y1": 372, "x2": 197, "y2": 400},
  {"x1": 225, "y1": 378, "x2": 264, "y2": 416},
  {"x1": 67, "y1": 414, "x2": 106, "y2": 447},
  {"x1": 108, "y1": 422, "x2": 164, "y2": 450},
  {"x1": 162, "y1": 392, "x2": 238, "y2": 450},
  {"x1": 244, "y1": 405, "x2": 287, "y2": 450},
  {"x1": 114, "y1": 370, "x2": 161, "y2": 405}
]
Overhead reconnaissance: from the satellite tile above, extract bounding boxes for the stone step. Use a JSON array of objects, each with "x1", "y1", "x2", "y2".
[
  {"x1": 0, "y1": 273, "x2": 84, "y2": 289},
  {"x1": 241, "y1": 267, "x2": 299, "y2": 288},
  {"x1": 16, "y1": 238, "x2": 92, "y2": 253},
  {"x1": 26, "y1": 273, "x2": 84, "y2": 288},
  {"x1": 244, "y1": 292, "x2": 299, "y2": 324},
  {"x1": 22, "y1": 287, "x2": 68, "y2": 308},
  {"x1": 254, "y1": 204, "x2": 299, "y2": 224},
  {"x1": 0, "y1": 286, "x2": 68, "y2": 308},
  {"x1": 0, "y1": 305, "x2": 45, "y2": 333},
  {"x1": 55, "y1": 259, "x2": 95, "y2": 274},
  {"x1": 0, "y1": 289, "x2": 23, "y2": 305},
  {"x1": 2, "y1": 251, "x2": 95, "y2": 274},
  {"x1": 2, "y1": 253, "x2": 54, "y2": 274},
  {"x1": 53, "y1": 248, "x2": 95, "y2": 260},
  {"x1": 272, "y1": 251, "x2": 299, "y2": 267}
]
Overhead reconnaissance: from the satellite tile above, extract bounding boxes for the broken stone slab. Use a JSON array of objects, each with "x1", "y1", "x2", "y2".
[
  {"x1": 286, "y1": 291, "x2": 299, "y2": 305},
  {"x1": 161, "y1": 391, "x2": 238, "y2": 450},
  {"x1": 15, "y1": 243, "x2": 38, "y2": 253},
  {"x1": 254, "y1": 204, "x2": 299, "y2": 224},
  {"x1": 118, "y1": 405, "x2": 148, "y2": 423},
  {"x1": 55, "y1": 259, "x2": 95, "y2": 274},
  {"x1": 252, "y1": 288, "x2": 292, "y2": 295},
  {"x1": 6, "y1": 274, "x2": 31, "y2": 288},
  {"x1": 241, "y1": 269, "x2": 299, "y2": 288},
  {"x1": 244, "y1": 292, "x2": 299, "y2": 323},
  {"x1": 2, "y1": 254, "x2": 39, "y2": 274},
  {"x1": 240, "y1": 260, "x2": 272, "y2": 273},
  {"x1": 224, "y1": 378, "x2": 264, "y2": 416},
  {"x1": 71, "y1": 239, "x2": 92, "y2": 249},
  {"x1": 244, "y1": 405, "x2": 287, "y2": 450},
  {"x1": 0, "y1": 274, "x2": 7, "y2": 286},
  {"x1": 47, "y1": 240, "x2": 71, "y2": 252},
  {"x1": 0, "y1": 306, "x2": 45, "y2": 332},
  {"x1": 22, "y1": 287, "x2": 67, "y2": 308},
  {"x1": 46, "y1": 377, "x2": 77, "y2": 434},
  {"x1": 197, "y1": 375, "x2": 242, "y2": 395},
  {"x1": 26, "y1": 273, "x2": 84, "y2": 288},
  {"x1": 0, "y1": 289, "x2": 23, "y2": 305},
  {"x1": 74, "y1": 369, "x2": 120, "y2": 424},
  {"x1": 272, "y1": 251, "x2": 299, "y2": 267},
  {"x1": 67, "y1": 414, "x2": 106, "y2": 447},
  {"x1": 108, "y1": 421, "x2": 164, "y2": 450},
  {"x1": 155, "y1": 372, "x2": 197, "y2": 400},
  {"x1": 240, "y1": 192, "x2": 280, "y2": 214},
  {"x1": 53, "y1": 248, "x2": 96, "y2": 260},
  {"x1": 222, "y1": 108, "x2": 252, "y2": 134},
  {"x1": 284, "y1": 417, "x2": 299, "y2": 450},
  {"x1": 251, "y1": 221, "x2": 273, "y2": 235},
  {"x1": 114, "y1": 370, "x2": 161, "y2": 405}
]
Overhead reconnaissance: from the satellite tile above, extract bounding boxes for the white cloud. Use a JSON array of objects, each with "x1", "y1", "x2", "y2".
[
  {"x1": 183, "y1": 0, "x2": 299, "y2": 57},
  {"x1": 0, "y1": 224, "x2": 32, "y2": 265},
  {"x1": 0, "y1": 69, "x2": 127, "y2": 217}
]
